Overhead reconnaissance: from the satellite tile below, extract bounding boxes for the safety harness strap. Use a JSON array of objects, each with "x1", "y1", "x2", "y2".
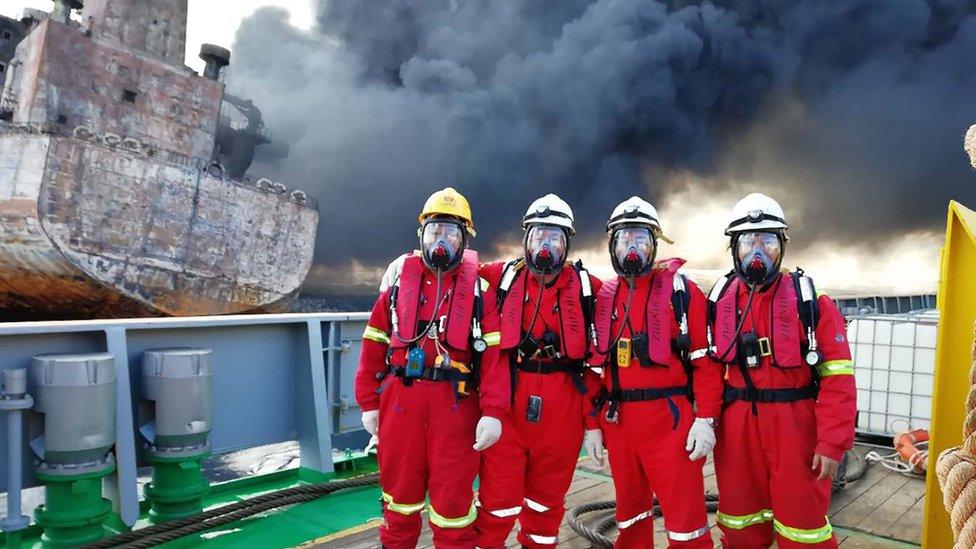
[
  {"x1": 574, "y1": 260, "x2": 597, "y2": 355},
  {"x1": 602, "y1": 269, "x2": 692, "y2": 420},
  {"x1": 616, "y1": 385, "x2": 691, "y2": 402},
  {"x1": 594, "y1": 385, "x2": 688, "y2": 429},
  {"x1": 496, "y1": 259, "x2": 524, "y2": 312},
  {"x1": 671, "y1": 273, "x2": 694, "y2": 401},
  {"x1": 388, "y1": 365, "x2": 474, "y2": 384},
  {"x1": 724, "y1": 270, "x2": 824, "y2": 415},
  {"x1": 723, "y1": 385, "x2": 818, "y2": 404},
  {"x1": 512, "y1": 358, "x2": 588, "y2": 395}
]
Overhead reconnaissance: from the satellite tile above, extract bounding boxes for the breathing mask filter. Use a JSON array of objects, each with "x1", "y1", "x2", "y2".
[
  {"x1": 420, "y1": 218, "x2": 466, "y2": 271},
  {"x1": 610, "y1": 226, "x2": 657, "y2": 277},
  {"x1": 524, "y1": 224, "x2": 568, "y2": 275},
  {"x1": 733, "y1": 231, "x2": 783, "y2": 286}
]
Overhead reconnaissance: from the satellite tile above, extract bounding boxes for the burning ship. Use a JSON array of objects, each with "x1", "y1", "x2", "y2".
[{"x1": 0, "y1": 0, "x2": 317, "y2": 319}]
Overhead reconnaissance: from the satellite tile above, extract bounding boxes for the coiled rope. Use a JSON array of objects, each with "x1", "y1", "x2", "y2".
[
  {"x1": 82, "y1": 473, "x2": 380, "y2": 549},
  {"x1": 935, "y1": 321, "x2": 976, "y2": 548}
]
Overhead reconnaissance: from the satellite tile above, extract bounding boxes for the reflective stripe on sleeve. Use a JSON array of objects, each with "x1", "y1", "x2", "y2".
[
  {"x1": 817, "y1": 359, "x2": 854, "y2": 377},
  {"x1": 363, "y1": 325, "x2": 391, "y2": 345}
]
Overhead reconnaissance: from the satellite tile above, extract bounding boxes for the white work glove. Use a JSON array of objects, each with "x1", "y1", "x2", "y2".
[
  {"x1": 362, "y1": 410, "x2": 379, "y2": 437},
  {"x1": 583, "y1": 429, "x2": 604, "y2": 468},
  {"x1": 473, "y1": 416, "x2": 502, "y2": 451},
  {"x1": 364, "y1": 435, "x2": 378, "y2": 454},
  {"x1": 685, "y1": 418, "x2": 716, "y2": 461}
]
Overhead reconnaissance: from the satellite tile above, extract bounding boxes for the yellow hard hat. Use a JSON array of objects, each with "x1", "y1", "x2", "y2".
[{"x1": 418, "y1": 187, "x2": 476, "y2": 236}]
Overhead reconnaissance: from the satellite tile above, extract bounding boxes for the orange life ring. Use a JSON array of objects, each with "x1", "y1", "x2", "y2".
[{"x1": 893, "y1": 429, "x2": 929, "y2": 473}]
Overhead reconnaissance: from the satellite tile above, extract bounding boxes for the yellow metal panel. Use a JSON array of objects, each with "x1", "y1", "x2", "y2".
[{"x1": 923, "y1": 200, "x2": 976, "y2": 547}]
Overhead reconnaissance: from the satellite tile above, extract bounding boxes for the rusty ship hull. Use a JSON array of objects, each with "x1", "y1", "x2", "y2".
[
  {"x1": 0, "y1": 131, "x2": 316, "y2": 319},
  {"x1": 0, "y1": 1, "x2": 318, "y2": 319}
]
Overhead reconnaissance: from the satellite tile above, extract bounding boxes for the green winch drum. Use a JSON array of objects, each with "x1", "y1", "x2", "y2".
[{"x1": 140, "y1": 348, "x2": 214, "y2": 522}]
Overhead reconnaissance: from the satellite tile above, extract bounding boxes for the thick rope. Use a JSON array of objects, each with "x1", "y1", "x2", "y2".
[
  {"x1": 965, "y1": 124, "x2": 976, "y2": 170},
  {"x1": 936, "y1": 320, "x2": 976, "y2": 548},
  {"x1": 82, "y1": 473, "x2": 380, "y2": 549}
]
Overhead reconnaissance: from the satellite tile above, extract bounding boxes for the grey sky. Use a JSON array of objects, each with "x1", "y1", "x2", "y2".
[{"x1": 0, "y1": 0, "x2": 313, "y2": 73}]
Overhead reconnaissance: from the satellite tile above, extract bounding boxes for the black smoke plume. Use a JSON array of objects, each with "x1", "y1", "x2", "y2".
[{"x1": 227, "y1": 0, "x2": 976, "y2": 290}]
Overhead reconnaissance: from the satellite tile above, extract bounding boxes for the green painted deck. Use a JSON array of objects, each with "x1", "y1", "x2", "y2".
[{"x1": 153, "y1": 470, "x2": 383, "y2": 549}]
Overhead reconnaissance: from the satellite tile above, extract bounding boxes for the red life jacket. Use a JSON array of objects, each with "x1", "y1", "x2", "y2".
[
  {"x1": 390, "y1": 249, "x2": 479, "y2": 352},
  {"x1": 709, "y1": 272, "x2": 804, "y2": 368},
  {"x1": 498, "y1": 262, "x2": 591, "y2": 360},
  {"x1": 594, "y1": 258, "x2": 685, "y2": 365}
]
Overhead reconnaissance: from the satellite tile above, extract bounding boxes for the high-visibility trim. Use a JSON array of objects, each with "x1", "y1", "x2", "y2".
[
  {"x1": 478, "y1": 502, "x2": 522, "y2": 518},
  {"x1": 363, "y1": 326, "x2": 391, "y2": 345},
  {"x1": 483, "y1": 331, "x2": 501, "y2": 346},
  {"x1": 381, "y1": 492, "x2": 425, "y2": 515},
  {"x1": 716, "y1": 509, "x2": 773, "y2": 529},
  {"x1": 428, "y1": 502, "x2": 476, "y2": 529},
  {"x1": 817, "y1": 359, "x2": 854, "y2": 377},
  {"x1": 688, "y1": 348, "x2": 709, "y2": 360},
  {"x1": 526, "y1": 533, "x2": 558, "y2": 544},
  {"x1": 668, "y1": 525, "x2": 710, "y2": 541},
  {"x1": 524, "y1": 498, "x2": 550, "y2": 513},
  {"x1": 773, "y1": 517, "x2": 833, "y2": 544},
  {"x1": 617, "y1": 510, "x2": 652, "y2": 530}
]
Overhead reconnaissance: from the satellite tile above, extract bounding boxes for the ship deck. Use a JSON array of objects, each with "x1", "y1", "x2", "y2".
[
  {"x1": 315, "y1": 444, "x2": 924, "y2": 548},
  {"x1": 0, "y1": 441, "x2": 926, "y2": 548}
]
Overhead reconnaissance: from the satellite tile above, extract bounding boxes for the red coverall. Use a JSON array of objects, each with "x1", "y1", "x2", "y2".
[
  {"x1": 355, "y1": 257, "x2": 509, "y2": 549},
  {"x1": 475, "y1": 263, "x2": 603, "y2": 548},
  {"x1": 712, "y1": 276, "x2": 856, "y2": 548},
  {"x1": 592, "y1": 270, "x2": 723, "y2": 549}
]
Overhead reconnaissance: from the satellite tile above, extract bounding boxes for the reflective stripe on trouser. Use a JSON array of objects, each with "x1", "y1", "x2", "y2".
[
  {"x1": 524, "y1": 498, "x2": 550, "y2": 513},
  {"x1": 382, "y1": 492, "x2": 425, "y2": 515},
  {"x1": 601, "y1": 397, "x2": 712, "y2": 548},
  {"x1": 525, "y1": 533, "x2": 558, "y2": 545},
  {"x1": 429, "y1": 502, "x2": 477, "y2": 528},
  {"x1": 716, "y1": 509, "x2": 773, "y2": 529},
  {"x1": 717, "y1": 510, "x2": 831, "y2": 544},
  {"x1": 476, "y1": 500, "x2": 522, "y2": 518},
  {"x1": 774, "y1": 517, "x2": 833, "y2": 544},
  {"x1": 714, "y1": 399, "x2": 837, "y2": 548},
  {"x1": 617, "y1": 510, "x2": 652, "y2": 530},
  {"x1": 378, "y1": 379, "x2": 480, "y2": 549},
  {"x1": 669, "y1": 525, "x2": 710, "y2": 542}
]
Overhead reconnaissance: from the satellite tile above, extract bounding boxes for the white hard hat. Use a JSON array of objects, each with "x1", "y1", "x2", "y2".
[
  {"x1": 522, "y1": 193, "x2": 575, "y2": 235},
  {"x1": 725, "y1": 193, "x2": 788, "y2": 235},
  {"x1": 606, "y1": 197, "x2": 674, "y2": 243}
]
